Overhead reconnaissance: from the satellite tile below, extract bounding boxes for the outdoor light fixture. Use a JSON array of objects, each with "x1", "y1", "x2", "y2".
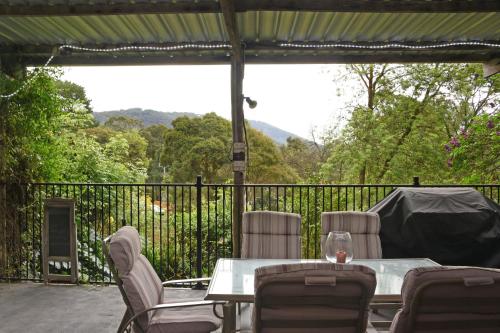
[{"x1": 244, "y1": 96, "x2": 258, "y2": 109}]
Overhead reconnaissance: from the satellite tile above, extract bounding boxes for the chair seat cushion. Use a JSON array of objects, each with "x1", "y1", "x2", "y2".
[{"x1": 145, "y1": 288, "x2": 221, "y2": 333}]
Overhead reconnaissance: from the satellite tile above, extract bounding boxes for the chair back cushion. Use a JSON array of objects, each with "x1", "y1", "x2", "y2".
[
  {"x1": 321, "y1": 212, "x2": 382, "y2": 259},
  {"x1": 253, "y1": 263, "x2": 376, "y2": 333},
  {"x1": 391, "y1": 266, "x2": 500, "y2": 333},
  {"x1": 242, "y1": 211, "x2": 301, "y2": 259},
  {"x1": 109, "y1": 226, "x2": 163, "y2": 331}
]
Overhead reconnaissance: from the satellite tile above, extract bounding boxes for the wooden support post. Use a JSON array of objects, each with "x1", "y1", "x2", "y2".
[
  {"x1": 231, "y1": 53, "x2": 245, "y2": 259},
  {"x1": 221, "y1": 0, "x2": 245, "y2": 258}
]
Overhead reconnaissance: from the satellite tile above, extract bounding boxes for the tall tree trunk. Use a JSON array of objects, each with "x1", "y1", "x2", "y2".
[
  {"x1": 376, "y1": 76, "x2": 441, "y2": 182},
  {"x1": 352, "y1": 64, "x2": 387, "y2": 184},
  {"x1": 358, "y1": 162, "x2": 366, "y2": 185}
]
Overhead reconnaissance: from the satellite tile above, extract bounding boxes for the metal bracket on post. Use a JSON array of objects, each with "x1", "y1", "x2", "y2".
[{"x1": 233, "y1": 142, "x2": 246, "y2": 172}]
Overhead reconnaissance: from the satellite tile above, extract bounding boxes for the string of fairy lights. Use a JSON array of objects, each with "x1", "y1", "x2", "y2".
[
  {"x1": 278, "y1": 41, "x2": 500, "y2": 49},
  {"x1": 0, "y1": 43, "x2": 231, "y2": 99},
  {"x1": 1, "y1": 41, "x2": 499, "y2": 99}
]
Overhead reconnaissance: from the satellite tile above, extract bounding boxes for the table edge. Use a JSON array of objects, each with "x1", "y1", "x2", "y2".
[{"x1": 204, "y1": 257, "x2": 441, "y2": 302}]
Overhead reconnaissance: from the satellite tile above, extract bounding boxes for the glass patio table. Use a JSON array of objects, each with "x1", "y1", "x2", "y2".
[{"x1": 205, "y1": 258, "x2": 440, "y2": 332}]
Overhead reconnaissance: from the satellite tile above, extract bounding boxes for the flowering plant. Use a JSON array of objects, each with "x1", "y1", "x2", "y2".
[{"x1": 445, "y1": 112, "x2": 499, "y2": 183}]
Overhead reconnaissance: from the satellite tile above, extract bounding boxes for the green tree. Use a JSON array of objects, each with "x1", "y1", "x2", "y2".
[
  {"x1": 140, "y1": 124, "x2": 169, "y2": 182},
  {"x1": 55, "y1": 80, "x2": 93, "y2": 114},
  {"x1": 281, "y1": 137, "x2": 325, "y2": 181},
  {"x1": 246, "y1": 127, "x2": 299, "y2": 183},
  {"x1": 1, "y1": 68, "x2": 66, "y2": 182},
  {"x1": 161, "y1": 113, "x2": 297, "y2": 183},
  {"x1": 447, "y1": 113, "x2": 499, "y2": 183},
  {"x1": 321, "y1": 64, "x2": 498, "y2": 184},
  {"x1": 84, "y1": 126, "x2": 117, "y2": 144},
  {"x1": 161, "y1": 113, "x2": 232, "y2": 182},
  {"x1": 104, "y1": 115, "x2": 144, "y2": 131}
]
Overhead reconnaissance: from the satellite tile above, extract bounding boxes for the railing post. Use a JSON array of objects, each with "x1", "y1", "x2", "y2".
[
  {"x1": 413, "y1": 176, "x2": 420, "y2": 187},
  {"x1": 195, "y1": 175, "x2": 203, "y2": 288}
]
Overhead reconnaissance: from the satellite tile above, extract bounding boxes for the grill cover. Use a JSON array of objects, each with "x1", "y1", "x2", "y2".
[{"x1": 368, "y1": 187, "x2": 500, "y2": 267}]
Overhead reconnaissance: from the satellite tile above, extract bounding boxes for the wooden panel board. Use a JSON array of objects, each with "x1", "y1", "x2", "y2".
[{"x1": 47, "y1": 207, "x2": 71, "y2": 257}]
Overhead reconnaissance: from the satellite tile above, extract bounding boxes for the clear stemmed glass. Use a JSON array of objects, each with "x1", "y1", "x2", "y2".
[{"x1": 325, "y1": 231, "x2": 353, "y2": 264}]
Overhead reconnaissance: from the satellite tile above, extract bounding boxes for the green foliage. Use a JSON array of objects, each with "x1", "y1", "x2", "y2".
[
  {"x1": 281, "y1": 137, "x2": 319, "y2": 180},
  {"x1": 140, "y1": 124, "x2": 170, "y2": 182},
  {"x1": 161, "y1": 113, "x2": 297, "y2": 183},
  {"x1": 447, "y1": 113, "x2": 500, "y2": 183},
  {"x1": 55, "y1": 80, "x2": 93, "y2": 114},
  {"x1": 1, "y1": 68, "x2": 66, "y2": 182},
  {"x1": 3, "y1": 64, "x2": 499, "y2": 284},
  {"x1": 161, "y1": 113, "x2": 231, "y2": 183},
  {"x1": 94, "y1": 108, "x2": 300, "y2": 146},
  {"x1": 247, "y1": 128, "x2": 299, "y2": 183},
  {"x1": 1, "y1": 69, "x2": 148, "y2": 183},
  {"x1": 104, "y1": 115, "x2": 144, "y2": 131},
  {"x1": 321, "y1": 64, "x2": 499, "y2": 184}
]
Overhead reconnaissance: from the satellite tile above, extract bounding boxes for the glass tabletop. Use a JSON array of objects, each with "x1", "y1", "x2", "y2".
[{"x1": 205, "y1": 258, "x2": 440, "y2": 302}]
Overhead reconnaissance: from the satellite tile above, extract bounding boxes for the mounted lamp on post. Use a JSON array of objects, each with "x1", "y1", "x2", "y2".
[
  {"x1": 233, "y1": 95, "x2": 257, "y2": 173},
  {"x1": 244, "y1": 96, "x2": 257, "y2": 109}
]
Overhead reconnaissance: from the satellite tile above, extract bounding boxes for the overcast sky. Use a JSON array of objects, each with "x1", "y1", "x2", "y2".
[{"x1": 62, "y1": 64, "x2": 356, "y2": 140}]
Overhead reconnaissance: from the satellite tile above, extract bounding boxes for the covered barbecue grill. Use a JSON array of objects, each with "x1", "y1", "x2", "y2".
[{"x1": 369, "y1": 187, "x2": 500, "y2": 267}]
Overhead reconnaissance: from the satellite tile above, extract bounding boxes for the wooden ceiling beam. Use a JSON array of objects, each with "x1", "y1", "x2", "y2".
[
  {"x1": 19, "y1": 54, "x2": 230, "y2": 66},
  {"x1": 219, "y1": 0, "x2": 242, "y2": 59},
  {"x1": 5, "y1": 40, "x2": 498, "y2": 66},
  {"x1": 17, "y1": 51, "x2": 499, "y2": 66},
  {"x1": 0, "y1": 2, "x2": 220, "y2": 16},
  {"x1": 2, "y1": 41, "x2": 496, "y2": 57},
  {"x1": 1, "y1": 0, "x2": 498, "y2": 16},
  {"x1": 235, "y1": 0, "x2": 500, "y2": 13},
  {"x1": 244, "y1": 53, "x2": 500, "y2": 64}
]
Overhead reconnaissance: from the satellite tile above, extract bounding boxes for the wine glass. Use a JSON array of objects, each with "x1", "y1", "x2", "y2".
[{"x1": 325, "y1": 231, "x2": 353, "y2": 264}]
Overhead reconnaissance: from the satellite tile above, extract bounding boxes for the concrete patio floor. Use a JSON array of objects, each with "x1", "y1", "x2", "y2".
[
  {"x1": 0, "y1": 282, "x2": 394, "y2": 332},
  {"x1": 0, "y1": 282, "x2": 125, "y2": 333}
]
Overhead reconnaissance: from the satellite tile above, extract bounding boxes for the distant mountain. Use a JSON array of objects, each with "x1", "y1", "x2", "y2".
[
  {"x1": 246, "y1": 119, "x2": 300, "y2": 145},
  {"x1": 93, "y1": 108, "x2": 198, "y2": 127},
  {"x1": 93, "y1": 108, "x2": 302, "y2": 145}
]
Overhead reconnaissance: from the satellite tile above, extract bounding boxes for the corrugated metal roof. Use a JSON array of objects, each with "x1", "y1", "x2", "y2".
[
  {"x1": 0, "y1": 1, "x2": 498, "y2": 64},
  {"x1": 0, "y1": 13, "x2": 228, "y2": 45},
  {"x1": 239, "y1": 12, "x2": 500, "y2": 43},
  {"x1": 1, "y1": 12, "x2": 498, "y2": 45}
]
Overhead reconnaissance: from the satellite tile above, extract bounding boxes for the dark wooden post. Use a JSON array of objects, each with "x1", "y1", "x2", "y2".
[
  {"x1": 221, "y1": 0, "x2": 245, "y2": 259},
  {"x1": 231, "y1": 53, "x2": 245, "y2": 259}
]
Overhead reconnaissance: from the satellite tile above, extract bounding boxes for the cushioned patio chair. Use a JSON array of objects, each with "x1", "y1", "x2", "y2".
[
  {"x1": 253, "y1": 262, "x2": 377, "y2": 333},
  {"x1": 321, "y1": 212, "x2": 382, "y2": 259},
  {"x1": 241, "y1": 211, "x2": 302, "y2": 259},
  {"x1": 390, "y1": 266, "x2": 500, "y2": 333},
  {"x1": 103, "y1": 226, "x2": 224, "y2": 333}
]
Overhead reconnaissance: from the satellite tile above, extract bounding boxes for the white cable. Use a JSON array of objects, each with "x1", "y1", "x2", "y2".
[
  {"x1": 279, "y1": 41, "x2": 500, "y2": 49},
  {"x1": 0, "y1": 55, "x2": 55, "y2": 99},
  {"x1": 59, "y1": 43, "x2": 231, "y2": 52}
]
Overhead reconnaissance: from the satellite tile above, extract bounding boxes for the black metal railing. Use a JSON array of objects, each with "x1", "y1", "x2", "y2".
[{"x1": 0, "y1": 177, "x2": 498, "y2": 283}]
